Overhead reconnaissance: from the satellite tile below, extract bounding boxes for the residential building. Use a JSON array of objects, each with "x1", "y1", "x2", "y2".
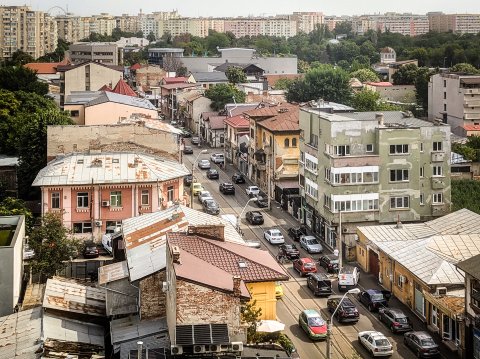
[
  {"x1": 352, "y1": 13, "x2": 430, "y2": 36},
  {"x1": 200, "y1": 112, "x2": 226, "y2": 148},
  {"x1": 0, "y1": 215, "x2": 25, "y2": 316},
  {"x1": 357, "y1": 208, "x2": 480, "y2": 356},
  {"x1": 225, "y1": 115, "x2": 250, "y2": 168},
  {"x1": 160, "y1": 83, "x2": 202, "y2": 121},
  {"x1": 68, "y1": 42, "x2": 122, "y2": 65},
  {"x1": 0, "y1": 155, "x2": 18, "y2": 197},
  {"x1": 214, "y1": 62, "x2": 265, "y2": 81},
  {"x1": 115, "y1": 36, "x2": 149, "y2": 48},
  {"x1": 89, "y1": 13, "x2": 117, "y2": 36},
  {"x1": 379, "y1": 47, "x2": 397, "y2": 64},
  {"x1": 0, "y1": 6, "x2": 57, "y2": 61},
  {"x1": 364, "y1": 82, "x2": 416, "y2": 104},
  {"x1": 147, "y1": 47, "x2": 184, "y2": 67},
  {"x1": 292, "y1": 12, "x2": 325, "y2": 34},
  {"x1": 179, "y1": 92, "x2": 212, "y2": 134},
  {"x1": 299, "y1": 109, "x2": 451, "y2": 256},
  {"x1": 456, "y1": 254, "x2": 480, "y2": 358},
  {"x1": 32, "y1": 152, "x2": 190, "y2": 238},
  {"x1": 429, "y1": 13, "x2": 480, "y2": 34},
  {"x1": 428, "y1": 73, "x2": 480, "y2": 137},
  {"x1": 131, "y1": 64, "x2": 167, "y2": 91},
  {"x1": 187, "y1": 72, "x2": 229, "y2": 89},
  {"x1": 224, "y1": 16, "x2": 297, "y2": 38},
  {"x1": 115, "y1": 14, "x2": 141, "y2": 34}
]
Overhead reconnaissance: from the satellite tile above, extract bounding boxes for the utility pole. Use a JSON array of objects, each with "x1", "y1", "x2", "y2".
[{"x1": 326, "y1": 319, "x2": 333, "y2": 359}]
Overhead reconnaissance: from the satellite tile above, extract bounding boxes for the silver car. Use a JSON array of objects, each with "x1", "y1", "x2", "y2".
[
  {"x1": 198, "y1": 159, "x2": 211, "y2": 169},
  {"x1": 300, "y1": 235, "x2": 323, "y2": 253},
  {"x1": 198, "y1": 191, "x2": 212, "y2": 204},
  {"x1": 203, "y1": 199, "x2": 220, "y2": 215}
]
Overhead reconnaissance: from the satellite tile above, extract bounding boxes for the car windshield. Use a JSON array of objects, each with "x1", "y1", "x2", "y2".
[
  {"x1": 420, "y1": 338, "x2": 436, "y2": 346},
  {"x1": 307, "y1": 317, "x2": 325, "y2": 327},
  {"x1": 375, "y1": 339, "x2": 390, "y2": 347},
  {"x1": 371, "y1": 293, "x2": 384, "y2": 301},
  {"x1": 304, "y1": 262, "x2": 315, "y2": 268},
  {"x1": 396, "y1": 316, "x2": 408, "y2": 323},
  {"x1": 210, "y1": 170, "x2": 218, "y2": 174},
  {"x1": 306, "y1": 239, "x2": 317, "y2": 245},
  {"x1": 285, "y1": 245, "x2": 296, "y2": 250},
  {"x1": 271, "y1": 230, "x2": 281, "y2": 235}
]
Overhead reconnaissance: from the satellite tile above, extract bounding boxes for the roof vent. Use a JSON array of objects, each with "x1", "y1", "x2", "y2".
[
  {"x1": 278, "y1": 108, "x2": 289, "y2": 113},
  {"x1": 238, "y1": 261, "x2": 247, "y2": 268}
]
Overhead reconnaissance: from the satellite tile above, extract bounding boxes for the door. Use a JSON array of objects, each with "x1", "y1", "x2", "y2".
[{"x1": 369, "y1": 250, "x2": 380, "y2": 279}]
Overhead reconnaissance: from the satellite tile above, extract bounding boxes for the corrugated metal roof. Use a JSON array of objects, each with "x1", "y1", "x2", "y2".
[
  {"x1": 0, "y1": 155, "x2": 18, "y2": 167},
  {"x1": 65, "y1": 91, "x2": 103, "y2": 105},
  {"x1": 191, "y1": 72, "x2": 228, "y2": 82},
  {"x1": 32, "y1": 152, "x2": 190, "y2": 187},
  {"x1": 98, "y1": 261, "x2": 129, "y2": 285},
  {"x1": 427, "y1": 234, "x2": 480, "y2": 262},
  {"x1": 86, "y1": 91, "x2": 155, "y2": 110},
  {"x1": 43, "y1": 277, "x2": 106, "y2": 317},
  {"x1": 456, "y1": 254, "x2": 480, "y2": 278},
  {"x1": 0, "y1": 308, "x2": 42, "y2": 358}
]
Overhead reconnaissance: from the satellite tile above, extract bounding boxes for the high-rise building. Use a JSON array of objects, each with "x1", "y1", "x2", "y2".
[
  {"x1": 429, "y1": 13, "x2": 480, "y2": 34},
  {"x1": 353, "y1": 13, "x2": 430, "y2": 36},
  {"x1": 292, "y1": 12, "x2": 324, "y2": 34},
  {"x1": 0, "y1": 5, "x2": 57, "y2": 60}
]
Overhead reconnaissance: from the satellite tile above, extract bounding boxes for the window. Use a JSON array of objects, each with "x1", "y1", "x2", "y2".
[
  {"x1": 334, "y1": 145, "x2": 350, "y2": 156},
  {"x1": 390, "y1": 196, "x2": 410, "y2": 209},
  {"x1": 390, "y1": 169, "x2": 409, "y2": 182},
  {"x1": 284, "y1": 138, "x2": 290, "y2": 147},
  {"x1": 431, "y1": 305, "x2": 438, "y2": 327},
  {"x1": 305, "y1": 178, "x2": 318, "y2": 199},
  {"x1": 433, "y1": 142, "x2": 443, "y2": 151},
  {"x1": 70, "y1": 110, "x2": 80, "y2": 117},
  {"x1": 309, "y1": 134, "x2": 318, "y2": 148},
  {"x1": 443, "y1": 80, "x2": 446, "y2": 87},
  {"x1": 420, "y1": 166, "x2": 424, "y2": 177},
  {"x1": 77, "y1": 192, "x2": 89, "y2": 208},
  {"x1": 292, "y1": 138, "x2": 297, "y2": 147},
  {"x1": 443, "y1": 104, "x2": 447, "y2": 112},
  {"x1": 167, "y1": 186, "x2": 174, "y2": 202},
  {"x1": 366, "y1": 144, "x2": 373, "y2": 152},
  {"x1": 141, "y1": 189, "x2": 149, "y2": 205},
  {"x1": 472, "y1": 280, "x2": 480, "y2": 309},
  {"x1": 420, "y1": 193, "x2": 424, "y2": 205},
  {"x1": 420, "y1": 143, "x2": 424, "y2": 152},
  {"x1": 443, "y1": 92, "x2": 446, "y2": 100},
  {"x1": 304, "y1": 153, "x2": 318, "y2": 174},
  {"x1": 51, "y1": 192, "x2": 60, "y2": 209},
  {"x1": 389, "y1": 144, "x2": 409, "y2": 154},
  {"x1": 433, "y1": 166, "x2": 443, "y2": 176},
  {"x1": 110, "y1": 191, "x2": 122, "y2": 207},
  {"x1": 300, "y1": 151, "x2": 305, "y2": 163},
  {"x1": 396, "y1": 274, "x2": 405, "y2": 289},
  {"x1": 73, "y1": 222, "x2": 92, "y2": 233},
  {"x1": 433, "y1": 192, "x2": 443, "y2": 204}
]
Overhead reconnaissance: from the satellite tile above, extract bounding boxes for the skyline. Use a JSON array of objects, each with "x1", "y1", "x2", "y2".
[{"x1": 4, "y1": 0, "x2": 480, "y2": 17}]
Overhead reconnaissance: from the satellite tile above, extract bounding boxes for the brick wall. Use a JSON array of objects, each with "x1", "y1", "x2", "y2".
[{"x1": 140, "y1": 271, "x2": 167, "y2": 320}]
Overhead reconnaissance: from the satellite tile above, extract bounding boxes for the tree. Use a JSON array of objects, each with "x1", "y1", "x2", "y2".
[
  {"x1": 147, "y1": 31, "x2": 156, "y2": 42},
  {"x1": 350, "y1": 68, "x2": 379, "y2": 83},
  {"x1": 205, "y1": 84, "x2": 246, "y2": 111},
  {"x1": 29, "y1": 213, "x2": 80, "y2": 277},
  {"x1": 273, "y1": 78, "x2": 294, "y2": 90},
  {"x1": 162, "y1": 56, "x2": 185, "y2": 73},
  {"x1": 241, "y1": 300, "x2": 262, "y2": 343},
  {"x1": 6, "y1": 50, "x2": 34, "y2": 66},
  {"x1": 225, "y1": 66, "x2": 247, "y2": 84},
  {"x1": 0, "y1": 197, "x2": 34, "y2": 233},
  {"x1": 333, "y1": 21, "x2": 353, "y2": 37},
  {"x1": 176, "y1": 66, "x2": 188, "y2": 77},
  {"x1": 206, "y1": 30, "x2": 231, "y2": 54},
  {"x1": 415, "y1": 67, "x2": 435, "y2": 111},
  {"x1": 450, "y1": 63, "x2": 480, "y2": 74},
  {"x1": 0, "y1": 66, "x2": 48, "y2": 96},
  {"x1": 350, "y1": 89, "x2": 401, "y2": 111},
  {"x1": 392, "y1": 63, "x2": 419, "y2": 85}
]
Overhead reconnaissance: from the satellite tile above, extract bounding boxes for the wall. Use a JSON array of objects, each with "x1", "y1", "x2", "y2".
[
  {"x1": 84, "y1": 102, "x2": 158, "y2": 126},
  {"x1": 140, "y1": 271, "x2": 167, "y2": 320},
  {"x1": 63, "y1": 104, "x2": 86, "y2": 125},
  {"x1": 64, "y1": 63, "x2": 122, "y2": 96},
  {"x1": 365, "y1": 84, "x2": 416, "y2": 103},
  {"x1": 135, "y1": 65, "x2": 167, "y2": 88},
  {"x1": 247, "y1": 282, "x2": 277, "y2": 320}
]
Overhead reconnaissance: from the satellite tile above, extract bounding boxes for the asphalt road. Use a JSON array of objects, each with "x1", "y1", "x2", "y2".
[{"x1": 182, "y1": 142, "x2": 455, "y2": 359}]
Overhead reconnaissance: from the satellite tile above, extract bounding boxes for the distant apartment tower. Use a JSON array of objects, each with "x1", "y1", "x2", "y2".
[
  {"x1": 292, "y1": 12, "x2": 324, "y2": 34},
  {"x1": 89, "y1": 13, "x2": 116, "y2": 36},
  {"x1": 224, "y1": 16, "x2": 297, "y2": 38},
  {"x1": 0, "y1": 6, "x2": 57, "y2": 60},
  {"x1": 115, "y1": 14, "x2": 140, "y2": 34},
  {"x1": 428, "y1": 72, "x2": 480, "y2": 136},
  {"x1": 69, "y1": 42, "x2": 121, "y2": 65},
  {"x1": 353, "y1": 13, "x2": 429, "y2": 36},
  {"x1": 429, "y1": 13, "x2": 480, "y2": 34},
  {"x1": 299, "y1": 109, "x2": 451, "y2": 252}
]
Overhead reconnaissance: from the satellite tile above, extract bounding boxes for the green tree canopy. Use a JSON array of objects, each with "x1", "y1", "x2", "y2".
[
  {"x1": 0, "y1": 66, "x2": 48, "y2": 96},
  {"x1": 205, "y1": 84, "x2": 246, "y2": 111},
  {"x1": 0, "y1": 197, "x2": 34, "y2": 233},
  {"x1": 350, "y1": 68, "x2": 379, "y2": 83},
  {"x1": 6, "y1": 50, "x2": 34, "y2": 66},
  {"x1": 350, "y1": 89, "x2": 401, "y2": 112},
  {"x1": 449, "y1": 63, "x2": 480, "y2": 74},
  {"x1": 392, "y1": 63, "x2": 419, "y2": 85},
  {"x1": 225, "y1": 66, "x2": 247, "y2": 84}
]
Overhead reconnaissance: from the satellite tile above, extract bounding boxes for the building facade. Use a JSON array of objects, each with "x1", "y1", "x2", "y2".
[
  {"x1": 353, "y1": 13, "x2": 430, "y2": 36},
  {"x1": 69, "y1": 42, "x2": 121, "y2": 65},
  {"x1": 429, "y1": 13, "x2": 480, "y2": 34}
]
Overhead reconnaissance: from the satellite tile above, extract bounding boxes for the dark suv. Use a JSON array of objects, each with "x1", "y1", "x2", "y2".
[
  {"x1": 307, "y1": 273, "x2": 333, "y2": 297},
  {"x1": 358, "y1": 289, "x2": 390, "y2": 312},
  {"x1": 255, "y1": 192, "x2": 268, "y2": 208},
  {"x1": 232, "y1": 173, "x2": 246, "y2": 184},
  {"x1": 318, "y1": 254, "x2": 339, "y2": 273},
  {"x1": 246, "y1": 211, "x2": 264, "y2": 225},
  {"x1": 219, "y1": 182, "x2": 235, "y2": 195},
  {"x1": 379, "y1": 308, "x2": 413, "y2": 333},
  {"x1": 183, "y1": 174, "x2": 193, "y2": 186},
  {"x1": 278, "y1": 244, "x2": 300, "y2": 260},
  {"x1": 404, "y1": 331, "x2": 440, "y2": 358},
  {"x1": 327, "y1": 297, "x2": 359, "y2": 323},
  {"x1": 287, "y1": 226, "x2": 307, "y2": 241}
]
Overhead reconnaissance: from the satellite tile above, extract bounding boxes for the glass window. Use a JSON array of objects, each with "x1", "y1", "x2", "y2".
[
  {"x1": 110, "y1": 191, "x2": 122, "y2": 207},
  {"x1": 141, "y1": 189, "x2": 149, "y2": 205},
  {"x1": 389, "y1": 144, "x2": 409, "y2": 154},
  {"x1": 292, "y1": 138, "x2": 297, "y2": 147},
  {"x1": 433, "y1": 193, "x2": 443, "y2": 204},
  {"x1": 366, "y1": 144, "x2": 373, "y2": 152},
  {"x1": 390, "y1": 196, "x2": 410, "y2": 209},
  {"x1": 420, "y1": 193, "x2": 424, "y2": 205},
  {"x1": 51, "y1": 192, "x2": 60, "y2": 209},
  {"x1": 334, "y1": 145, "x2": 350, "y2": 156},
  {"x1": 390, "y1": 169, "x2": 409, "y2": 182},
  {"x1": 433, "y1": 166, "x2": 443, "y2": 176},
  {"x1": 167, "y1": 186, "x2": 174, "y2": 202},
  {"x1": 284, "y1": 138, "x2": 290, "y2": 147},
  {"x1": 73, "y1": 222, "x2": 92, "y2": 233},
  {"x1": 433, "y1": 142, "x2": 443, "y2": 151},
  {"x1": 77, "y1": 192, "x2": 89, "y2": 208},
  {"x1": 420, "y1": 166, "x2": 424, "y2": 177}
]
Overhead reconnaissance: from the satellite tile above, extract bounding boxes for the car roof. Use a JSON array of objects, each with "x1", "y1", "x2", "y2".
[
  {"x1": 302, "y1": 309, "x2": 322, "y2": 318},
  {"x1": 310, "y1": 273, "x2": 329, "y2": 280},
  {"x1": 361, "y1": 331, "x2": 387, "y2": 339},
  {"x1": 302, "y1": 235, "x2": 316, "y2": 239},
  {"x1": 366, "y1": 289, "x2": 383, "y2": 295},
  {"x1": 221, "y1": 182, "x2": 233, "y2": 185},
  {"x1": 340, "y1": 266, "x2": 357, "y2": 273},
  {"x1": 411, "y1": 331, "x2": 433, "y2": 339},
  {"x1": 269, "y1": 228, "x2": 281, "y2": 233},
  {"x1": 300, "y1": 257, "x2": 314, "y2": 263},
  {"x1": 250, "y1": 211, "x2": 262, "y2": 215},
  {"x1": 388, "y1": 308, "x2": 407, "y2": 316},
  {"x1": 208, "y1": 169, "x2": 218, "y2": 172}
]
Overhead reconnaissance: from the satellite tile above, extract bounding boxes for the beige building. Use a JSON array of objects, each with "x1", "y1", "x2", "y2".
[
  {"x1": 292, "y1": 12, "x2": 324, "y2": 34},
  {"x1": 429, "y1": 13, "x2": 480, "y2": 34},
  {"x1": 0, "y1": 6, "x2": 57, "y2": 61},
  {"x1": 353, "y1": 13, "x2": 429, "y2": 36},
  {"x1": 69, "y1": 42, "x2": 121, "y2": 65}
]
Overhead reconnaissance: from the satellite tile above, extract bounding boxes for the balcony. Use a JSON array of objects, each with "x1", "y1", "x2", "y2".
[
  {"x1": 257, "y1": 162, "x2": 266, "y2": 171},
  {"x1": 330, "y1": 155, "x2": 380, "y2": 168},
  {"x1": 431, "y1": 152, "x2": 445, "y2": 162},
  {"x1": 431, "y1": 177, "x2": 447, "y2": 189}
]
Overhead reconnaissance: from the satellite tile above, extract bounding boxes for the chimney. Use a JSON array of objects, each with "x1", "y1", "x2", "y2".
[
  {"x1": 376, "y1": 113, "x2": 384, "y2": 126},
  {"x1": 233, "y1": 276, "x2": 241, "y2": 297},
  {"x1": 396, "y1": 215, "x2": 403, "y2": 229},
  {"x1": 172, "y1": 245, "x2": 180, "y2": 263}
]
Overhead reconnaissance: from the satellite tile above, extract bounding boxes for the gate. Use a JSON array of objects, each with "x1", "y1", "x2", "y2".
[{"x1": 368, "y1": 249, "x2": 379, "y2": 280}]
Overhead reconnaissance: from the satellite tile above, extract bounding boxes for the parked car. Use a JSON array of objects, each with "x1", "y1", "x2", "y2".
[
  {"x1": 83, "y1": 242, "x2": 99, "y2": 258},
  {"x1": 358, "y1": 289, "x2": 390, "y2": 312},
  {"x1": 184, "y1": 174, "x2": 193, "y2": 186},
  {"x1": 307, "y1": 273, "x2": 333, "y2": 297},
  {"x1": 198, "y1": 191, "x2": 213, "y2": 204},
  {"x1": 246, "y1": 211, "x2": 264, "y2": 225},
  {"x1": 206, "y1": 169, "x2": 219, "y2": 179},
  {"x1": 288, "y1": 226, "x2": 307, "y2": 241},
  {"x1": 379, "y1": 308, "x2": 413, "y2": 333},
  {"x1": 246, "y1": 185, "x2": 260, "y2": 196},
  {"x1": 264, "y1": 229, "x2": 285, "y2": 244},
  {"x1": 219, "y1": 182, "x2": 235, "y2": 194},
  {"x1": 298, "y1": 309, "x2": 327, "y2": 341},
  {"x1": 327, "y1": 296, "x2": 359, "y2": 323},
  {"x1": 299, "y1": 235, "x2": 323, "y2": 254},
  {"x1": 318, "y1": 254, "x2": 339, "y2": 273},
  {"x1": 179, "y1": 127, "x2": 192, "y2": 138},
  {"x1": 358, "y1": 331, "x2": 393, "y2": 357},
  {"x1": 293, "y1": 257, "x2": 317, "y2": 276},
  {"x1": 210, "y1": 153, "x2": 225, "y2": 164},
  {"x1": 278, "y1": 244, "x2": 300, "y2": 260},
  {"x1": 203, "y1": 199, "x2": 220, "y2": 215},
  {"x1": 275, "y1": 281, "x2": 284, "y2": 299},
  {"x1": 404, "y1": 331, "x2": 440, "y2": 358},
  {"x1": 192, "y1": 182, "x2": 204, "y2": 196},
  {"x1": 338, "y1": 266, "x2": 360, "y2": 291},
  {"x1": 191, "y1": 136, "x2": 200, "y2": 145},
  {"x1": 232, "y1": 173, "x2": 246, "y2": 184},
  {"x1": 198, "y1": 159, "x2": 211, "y2": 169},
  {"x1": 255, "y1": 192, "x2": 268, "y2": 208},
  {"x1": 183, "y1": 145, "x2": 193, "y2": 154}
]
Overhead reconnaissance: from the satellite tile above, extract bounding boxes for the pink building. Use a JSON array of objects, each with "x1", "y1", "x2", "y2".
[{"x1": 32, "y1": 152, "x2": 190, "y2": 239}]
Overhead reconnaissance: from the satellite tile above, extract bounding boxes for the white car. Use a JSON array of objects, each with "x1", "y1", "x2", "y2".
[
  {"x1": 198, "y1": 159, "x2": 211, "y2": 169},
  {"x1": 246, "y1": 186, "x2": 260, "y2": 196},
  {"x1": 299, "y1": 235, "x2": 323, "y2": 254},
  {"x1": 358, "y1": 331, "x2": 393, "y2": 357},
  {"x1": 210, "y1": 153, "x2": 225, "y2": 164},
  {"x1": 264, "y1": 229, "x2": 285, "y2": 244}
]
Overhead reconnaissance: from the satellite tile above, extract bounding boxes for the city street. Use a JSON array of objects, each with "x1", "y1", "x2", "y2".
[{"x1": 182, "y1": 141, "x2": 456, "y2": 359}]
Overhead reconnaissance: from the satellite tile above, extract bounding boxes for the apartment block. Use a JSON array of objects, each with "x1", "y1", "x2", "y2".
[
  {"x1": 68, "y1": 42, "x2": 121, "y2": 65},
  {"x1": 353, "y1": 13, "x2": 430, "y2": 36},
  {"x1": 299, "y1": 109, "x2": 451, "y2": 255},
  {"x1": 0, "y1": 6, "x2": 57, "y2": 60},
  {"x1": 115, "y1": 14, "x2": 140, "y2": 34},
  {"x1": 428, "y1": 72, "x2": 480, "y2": 136},
  {"x1": 292, "y1": 12, "x2": 324, "y2": 34},
  {"x1": 429, "y1": 13, "x2": 480, "y2": 34}
]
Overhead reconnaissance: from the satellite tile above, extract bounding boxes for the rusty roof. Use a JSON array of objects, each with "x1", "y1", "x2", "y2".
[
  {"x1": 244, "y1": 103, "x2": 297, "y2": 118},
  {"x1": 225, "y1": 115, "x2": 250, "y2": 129},
  {"x1": 168, "y1": 232, "x2": 289, "y2": 283},
  {"x1": 24, "y1": 62, "x2": 59, "y2": 74},
  {"x1": 0, "y1": 308, "x2": 42, "y2": 358},
  {"x1": 43, "y1": 277, "x2": 106, "y2": 317},
  {"x1": 209, "y1": 116, "x2": 226, "y2": 130},
  {"x1": 257, "y1": 111, "x2": 299, "y2": 132},
  {"x1": 98, "y1": 261, "x2": 129, "y2": 285}
]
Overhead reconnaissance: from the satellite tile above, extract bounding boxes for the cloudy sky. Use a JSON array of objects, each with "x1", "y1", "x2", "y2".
[{"x1": 4, "y1": 0, "x2": 480, "y2": 17}]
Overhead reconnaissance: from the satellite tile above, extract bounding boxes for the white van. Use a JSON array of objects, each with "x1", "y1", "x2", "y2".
[
  {"x1": 337, "y1": 266, "x2": 360, "y2": 292},
  {"x1": 102, "y1": 226, "x2": 121, "y2": 254}
]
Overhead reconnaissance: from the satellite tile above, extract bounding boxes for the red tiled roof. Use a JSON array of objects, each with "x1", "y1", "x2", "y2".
[
  {"x1": 98, "y1": 84, "x2": 112, "y2": 92},
  {"x1": 24, "y1": 62, "x2": 59, "y2": 74},
  {"x1": 112, "y1": 78, "x2": 137, "y2": 97},
  {"x1": 130, "y1": 63, "x2": 142, "y2": 70},
  {"x1": 258, "y1": 111, "x2": 300, "y2": 132},
  {"x1": 209, "y1": 116, "x2": 226, "y2": 130},
  {"x1": 244, "y1": 103, "x2": 297, "y2": 118},
  {"x1": 463, "y1": 124, "x2": 480, "y2": 131},
  {"x1": 168, "y1": 232, "x2": 289, "y2": 282},
  {"x1": 366, "y1": 81, "x2": 393, "y2": 87},
  {"x1": 225, "y1": 115, "x2": 249, "y2": 129},
  {"x1": 163, "y1": 77, "x2": 188, "y2": 84}
]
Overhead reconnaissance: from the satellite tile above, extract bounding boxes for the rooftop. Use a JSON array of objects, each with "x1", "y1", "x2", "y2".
[
  {"x1": 98, "y1": 260, "x2": 129, "y2": 285},
  {"x1": 86, "y1": 91, "x2": 155, "y2": 110},
  {"x1": 0, "y1": 308, "x2": 42, "y2": 358},
  {"x1": 224, "y1": 115, "x2": 250, "y2": 128},
  {"x1": 456, "y1": 254, "x2": 480, "y2": 279},
  {"x1": 190, "y1": 72, "x2": 228, "y2": 82}
]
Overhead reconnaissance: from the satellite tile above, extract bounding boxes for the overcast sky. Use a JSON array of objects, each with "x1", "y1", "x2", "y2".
[{"x1": 4, "y1": 1, "x2": 480, "y2": 17}]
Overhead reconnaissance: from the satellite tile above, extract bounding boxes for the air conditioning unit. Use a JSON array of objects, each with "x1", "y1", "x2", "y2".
[
  {"x1": 101, "y1": 200, "x2": 110, "y2": 207},
  {"x1": 162, "y1": 281, "x2": 169, "y2": 293},
  {"x1": 208, "y1": 344, "x2": 221, "y2": 353},
  {"x1": 193, "y1": 345, "x2": 206, "y2": 354},
  {"x1": 170, "y1": 345, "x2": 183, "y2": 355},
  {"x1": 219, "y1": 344, "x2": 230, "y2": 352},
  {"x1": 436, "y1": 287, "x2": 447, "y2": 296},
  {"x1": 94, "y1": 220, "x2": 102, "y2": 227},
  {"x1": 230, "y1": 342, "x2": 243, "y2": 352}
]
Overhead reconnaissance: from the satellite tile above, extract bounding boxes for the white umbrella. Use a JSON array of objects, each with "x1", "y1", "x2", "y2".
[{"x1": 256, "y1": 320, "x2": 285, "y2": 333}]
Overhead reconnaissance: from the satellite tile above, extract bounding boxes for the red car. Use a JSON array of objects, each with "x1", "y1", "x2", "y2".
[{"x1": 293, "y1": 257, "x2": 317, "y2": 276}]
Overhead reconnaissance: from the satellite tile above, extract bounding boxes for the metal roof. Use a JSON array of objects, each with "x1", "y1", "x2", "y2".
[
  {"x1": 0, "y1": 155, "x2": 18, "y2": 167},
  {"x1": 0, "y1": 308, "x2": 42, "y2": 358},
  {"x1": 98, "y1": 261, "x2": 129, "y2": 285},
  {"x1": 32, "y1": 152, "x2": 190, "y2": 187},
  {"x1": 85, "y1": 91, "x2": 156, "y2": 110},
  {"x1": 65, "y1": 91, "x2": 103, "y2": 105},
  {"x1": 457, "y1": 254, "x2": 480, "y2": 279},
  {"x1": 43, "y1": 277, "x2": 106, "y2": 317},
  {"x1": 190, "y1": 72, "x2": 228, "y2": 82},
  {"x1": 323, "y1": 111, "x2": 439, "y2": 127},
  {"x1": 119, "y1": 117, "x2": 183, "y2": 134}
]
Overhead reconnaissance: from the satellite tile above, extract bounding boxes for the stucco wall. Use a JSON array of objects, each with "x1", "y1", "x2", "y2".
[
  {"x1": 247, "y1": 282, "x2": 277, "y2": 320},
  {"x1": 64, "y1": 63, "x2": 122, "y2": 95},
  {"x1": 84, "y1": 102, "x2": 158, "y2": 126}
]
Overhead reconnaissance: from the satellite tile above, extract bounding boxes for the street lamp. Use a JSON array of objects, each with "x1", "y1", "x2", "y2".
[
  {"x1": 190, "y1": 150, "x2": 208, "y2": 208},
  {"x1": 326, "y1": 287, "x2": 361, "y2": 359},
  {"x1": 236, "y1": 197, "x2": 256, "y2": 233}
]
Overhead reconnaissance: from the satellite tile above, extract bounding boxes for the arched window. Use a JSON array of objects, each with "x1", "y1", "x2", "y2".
[
  {"x1": 284, "y1": 138, "x2": 290, "y2": 147},
  {"x1": 292, "y1": 138, "x2": 297, "y2": 147}
]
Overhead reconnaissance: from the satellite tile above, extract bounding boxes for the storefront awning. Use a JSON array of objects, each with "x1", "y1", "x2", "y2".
[
  {"x1": 423, "y1": 290, "x2": 465, "y2": 319},
  {"x1": 275, "y1": 180, "x2": 299, "y2": 190}
]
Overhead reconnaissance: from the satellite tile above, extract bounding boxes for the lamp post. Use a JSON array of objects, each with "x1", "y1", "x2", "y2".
[
  {"x1": 326, "y1": 288, "x2": 361, "y2": 359},
  {"x1": 236, "y1": 197, "x2": 256, "y2": 233},
  {"x1": 191, "y1": 149, "x2": 208, "y2": 208}
]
